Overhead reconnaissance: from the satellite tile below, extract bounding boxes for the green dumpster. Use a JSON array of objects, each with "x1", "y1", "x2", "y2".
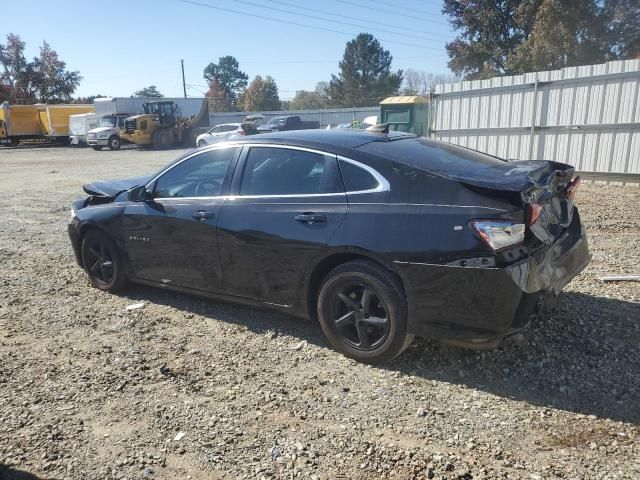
[{"x1": 379, "y1": 95, "x2": 429, "y2": 136}]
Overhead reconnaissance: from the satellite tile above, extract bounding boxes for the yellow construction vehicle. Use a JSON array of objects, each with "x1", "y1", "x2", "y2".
[{"x1": 120, "y1": 100, "x2": 209, "y2": 149}]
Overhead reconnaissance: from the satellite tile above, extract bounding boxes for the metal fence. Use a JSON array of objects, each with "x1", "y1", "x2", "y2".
[
  {"x1": 431, "y1": 59, "x2": 640, "y2": 181},
  {"x1": 209, "y1": 106, "x2": 379, "y2": 129}
]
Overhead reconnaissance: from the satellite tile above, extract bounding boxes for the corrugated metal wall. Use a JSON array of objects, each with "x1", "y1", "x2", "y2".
[
  {"x1": 431, "y1": 59, "x2": 640, "y2": 176},
  {"x1": 209, "y1": 106, "x2": 379, "y2": 128}
]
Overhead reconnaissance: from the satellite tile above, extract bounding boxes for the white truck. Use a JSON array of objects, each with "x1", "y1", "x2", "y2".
[
  {"x1": 69, "y1": 112, "x2": 101, "y2": 146},
  {"x1": 86, "y1": 114, "x2": 130, "y2": 150}
]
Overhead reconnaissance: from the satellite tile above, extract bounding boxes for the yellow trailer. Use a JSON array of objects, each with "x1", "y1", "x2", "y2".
[
  {"x1": 37, "y1": 104, "x2": 94, "y2": 144},
  {"x1": 0, "y1": 103, "x2": 43, "y2": 146}
]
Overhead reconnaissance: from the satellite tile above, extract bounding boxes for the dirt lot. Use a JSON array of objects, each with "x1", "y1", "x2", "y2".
[{"x1": 0, "y1": 145, "x2": 638, "y2": 480}]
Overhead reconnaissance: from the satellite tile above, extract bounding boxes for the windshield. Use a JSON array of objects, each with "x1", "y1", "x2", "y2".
[
  {"x1": 99, "y1": 116, "x2": 117, "y2": 127},
  {"x1": 265, "y1": 116, "x2": 286, "y2": 127}
]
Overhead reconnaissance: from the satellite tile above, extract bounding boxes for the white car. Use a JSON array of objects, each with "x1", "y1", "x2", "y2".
[{"x1": 196, "y1": 123, "x2": 243, "y2": 146}]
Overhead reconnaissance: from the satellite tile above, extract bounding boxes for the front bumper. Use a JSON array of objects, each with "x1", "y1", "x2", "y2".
[
  {"x1": 87, "y1": 138, "x2": 109, "y2": 146},
  {"x1": 399, "y1": 212, "x2": 590, "y2": 342}
]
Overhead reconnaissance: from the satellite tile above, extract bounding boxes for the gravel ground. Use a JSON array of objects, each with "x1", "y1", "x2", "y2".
[{"x1": 0, "y1": 145, "x2": 638, "y2": 480}]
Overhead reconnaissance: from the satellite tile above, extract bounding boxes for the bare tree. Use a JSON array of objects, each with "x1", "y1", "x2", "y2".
[{"x1": 402, "y1": 69, "x2": 461, "y2": 95}]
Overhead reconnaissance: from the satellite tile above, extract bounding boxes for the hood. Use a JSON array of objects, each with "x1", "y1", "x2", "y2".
[
  {"x1": 88, "y1": 126, "x2": 115, "y2": 135},
  {"x1": 83, "y1": 175, "x2": 150, "y2": 198}
]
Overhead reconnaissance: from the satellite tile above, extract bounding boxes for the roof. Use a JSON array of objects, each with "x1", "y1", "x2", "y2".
[
  {"x1": 380, "y1": 95, "x2": 428, "y2": 105},
  {"x1": 246, "y1": 128, "x2": 412, "y2": 149}
]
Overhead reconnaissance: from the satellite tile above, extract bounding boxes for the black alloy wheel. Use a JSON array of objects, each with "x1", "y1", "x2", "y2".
[
  {"x1": 317, "y1": 260, "x2": 413, "y2": 363},
  {"x1": 81, "y1": 230, "x2": 128, "y2": 292},
  {"x1": 331, "y1": 284, "x2": 390, "y2": 350}
]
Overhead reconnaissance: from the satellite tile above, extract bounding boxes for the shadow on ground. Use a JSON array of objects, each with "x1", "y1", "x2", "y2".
[
  {"x1": 122, "y1": 286, "x2": 640, "y2": 424},
  {"x1": 0, "y1": 465, "x2": 52, "y2": 480}
]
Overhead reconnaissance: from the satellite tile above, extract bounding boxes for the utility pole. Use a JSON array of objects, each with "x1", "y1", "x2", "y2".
[{"x1": 181, "y1": 59, "x2": 187, "y2": 98}]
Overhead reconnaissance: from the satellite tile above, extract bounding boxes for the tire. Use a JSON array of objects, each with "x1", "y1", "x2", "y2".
[
  {"x1": 317, "y1": 260, "x2": 413, "y2": 364},
  {"x1": 91, "y1": 145, "x2": 102, "y2": 151},
  {"x1": 152, "y1": 128, "x2": 172, "y2": 149},
  {"x1": 81, "y1": 229, "x2": 128, "y2": 292},
  {"x1": 108, "y1": 135, "x2": 121, "y2": 151},
  {"x1": 197, "y1": 140, "x2": 207, "y2": 147}
]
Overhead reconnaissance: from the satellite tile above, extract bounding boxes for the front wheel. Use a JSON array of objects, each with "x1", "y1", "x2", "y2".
[
  {"x1": 81, "y1": 229, "x2": 128, "y2": 292},
  {"x1": 152, "y1": 128, "x2": 173, "y2": 149},
  {"x1": 197, "y1": 140, "x2": 207, "y2": 147},
  {"x1": 317, "y1": 260, "x2": 413, "y2": 364},
  {"x1": 108, "y1": 135, "x2": 121, "y2": 150}
]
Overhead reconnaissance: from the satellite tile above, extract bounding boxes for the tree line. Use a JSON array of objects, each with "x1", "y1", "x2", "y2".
[
  {"x1": 0, "y1": 34, "x2": 81, "y2": 104},
  {"x1": 444, "y1": 0, "x2": 639, "y2": 80},
  {"x1": 202, "y1": 33, "x2": 404, "y2": 112}
]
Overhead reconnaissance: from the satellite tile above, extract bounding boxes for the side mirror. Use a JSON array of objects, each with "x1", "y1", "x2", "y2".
[{"x1": 128, "y1": 185, "x2": 152, "y2": 202}]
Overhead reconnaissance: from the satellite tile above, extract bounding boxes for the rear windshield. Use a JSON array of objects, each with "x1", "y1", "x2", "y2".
[{"x1": 359, "y1": 137, "x2": 505, "y2": 176}]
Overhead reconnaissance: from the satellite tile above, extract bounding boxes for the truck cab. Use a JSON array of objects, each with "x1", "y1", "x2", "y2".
[{"x1": 87, "y1": 114, "x2": 130, "y2": 151}]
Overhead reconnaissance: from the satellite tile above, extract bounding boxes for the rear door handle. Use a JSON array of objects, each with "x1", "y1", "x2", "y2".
[
  {"x1": 294, "y1": 213, "x2": 326, "y2": 224},
  {"x1": 192, "y1": 210, "x2": 215, "y2": 221}
]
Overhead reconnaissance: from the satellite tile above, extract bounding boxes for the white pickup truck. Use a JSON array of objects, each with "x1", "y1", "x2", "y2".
[{"x1": 86, "y1": 114, "x2": 129, "y2": 151}]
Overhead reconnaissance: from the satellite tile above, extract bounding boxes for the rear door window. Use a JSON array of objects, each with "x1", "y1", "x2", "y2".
[{"x1": 239, "y1": 147, "x2": 341, "y2": 196}]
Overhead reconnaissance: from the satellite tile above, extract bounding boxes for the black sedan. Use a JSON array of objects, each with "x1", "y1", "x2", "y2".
[{"x1": 68, "y1": 130, "x2": 590, "y2": 363}]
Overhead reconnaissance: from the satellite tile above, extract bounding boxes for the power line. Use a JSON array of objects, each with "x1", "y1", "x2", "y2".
[
  {"x1": 331, "y1": 0, "x2": 450, "y2": 27},
  {"x1": 231, "y1": 0, "x2": 446, "y2": 43},
  {"x1": 262, "y1": 0, "x2": 451, "y2": 41},
  {"x1": 185, "y1": 53, "x2": 445, "y2": 65},
  {"x1": 178, "y1": 0, "x2": 444, "y2": 51}
]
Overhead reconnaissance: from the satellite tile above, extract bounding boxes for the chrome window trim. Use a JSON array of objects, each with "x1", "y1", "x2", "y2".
[
  {"x1": 337, "y1": 155, "x2": 390, "y2": 195},
  {"x1": 144, "y1": 142, "x2": 391, "y2": 201}
]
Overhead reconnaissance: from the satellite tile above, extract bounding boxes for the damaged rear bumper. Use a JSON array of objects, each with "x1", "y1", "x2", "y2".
[{"x1": 397, "y1": 213, "x2": 590, "y2": 343}]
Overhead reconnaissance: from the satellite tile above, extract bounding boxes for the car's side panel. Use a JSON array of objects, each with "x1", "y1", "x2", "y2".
[{"x1": 217, "y1": 198, "x2": 348, "y2": 305}]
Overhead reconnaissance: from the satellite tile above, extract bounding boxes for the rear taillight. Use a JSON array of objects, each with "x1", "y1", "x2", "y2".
[
  {"x1": 527, "y1": 203, "x2": 543, "y2": 226},
  {"x1": 471, "y1": 220, "x2": 525, "y2": 251},
  {"x1": 566, "y1": 175, "x2": 581, "y2": 200}
]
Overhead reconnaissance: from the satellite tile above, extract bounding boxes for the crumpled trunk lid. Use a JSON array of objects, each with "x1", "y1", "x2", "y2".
[{"x1": 451, "y1": 160, "x2": 577, "y2": 244}]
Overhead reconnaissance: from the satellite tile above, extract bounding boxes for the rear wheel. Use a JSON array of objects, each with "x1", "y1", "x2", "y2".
[
  {"x1": 152, "y1": 128, "x2": 173, "y2": 149},
  {"x1": 81, "y1": 230, "x2": 128, "y2": 292},
  {"x1": 317, "y1": 260, "x2": 413, "y2": 363},
  {"x1": 108, "y1": 135, "x2": 121, "y2": 150}
]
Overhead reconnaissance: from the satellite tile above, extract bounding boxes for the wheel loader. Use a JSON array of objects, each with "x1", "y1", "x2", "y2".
[{"x1": 120, "y1": 100, "x2": 209, "y2": 149}]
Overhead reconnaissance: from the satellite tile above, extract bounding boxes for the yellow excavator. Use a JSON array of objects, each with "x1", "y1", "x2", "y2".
[{"x1": 121, "y1": 100, "x2": 209, "y2": 149}]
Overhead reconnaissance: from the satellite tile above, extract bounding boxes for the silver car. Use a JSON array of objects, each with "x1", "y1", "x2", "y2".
[{"x1": 196, "y1": 123, "x2": 243, "y2": 146}]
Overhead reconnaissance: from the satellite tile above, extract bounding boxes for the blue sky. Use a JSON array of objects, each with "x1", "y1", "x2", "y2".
[{"x1": 3, "y1": 0, "x2": 457, "y2": 99}]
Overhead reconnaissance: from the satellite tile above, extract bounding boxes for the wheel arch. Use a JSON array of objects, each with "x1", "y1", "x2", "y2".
[
  {"x1": 77, "y1": 223, "x2": 122, "y2": 269},
  {"x1": 303, "y1": 248, "x2": 409, "y2": 321}
]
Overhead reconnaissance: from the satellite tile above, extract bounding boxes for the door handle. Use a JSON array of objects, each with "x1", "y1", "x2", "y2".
[
  {"x1": 192, "y1": 210, "x2": 215, "y2": 221},
  {"x1": 294, "y1": 213, "x2": 326, "y2": 224}
]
